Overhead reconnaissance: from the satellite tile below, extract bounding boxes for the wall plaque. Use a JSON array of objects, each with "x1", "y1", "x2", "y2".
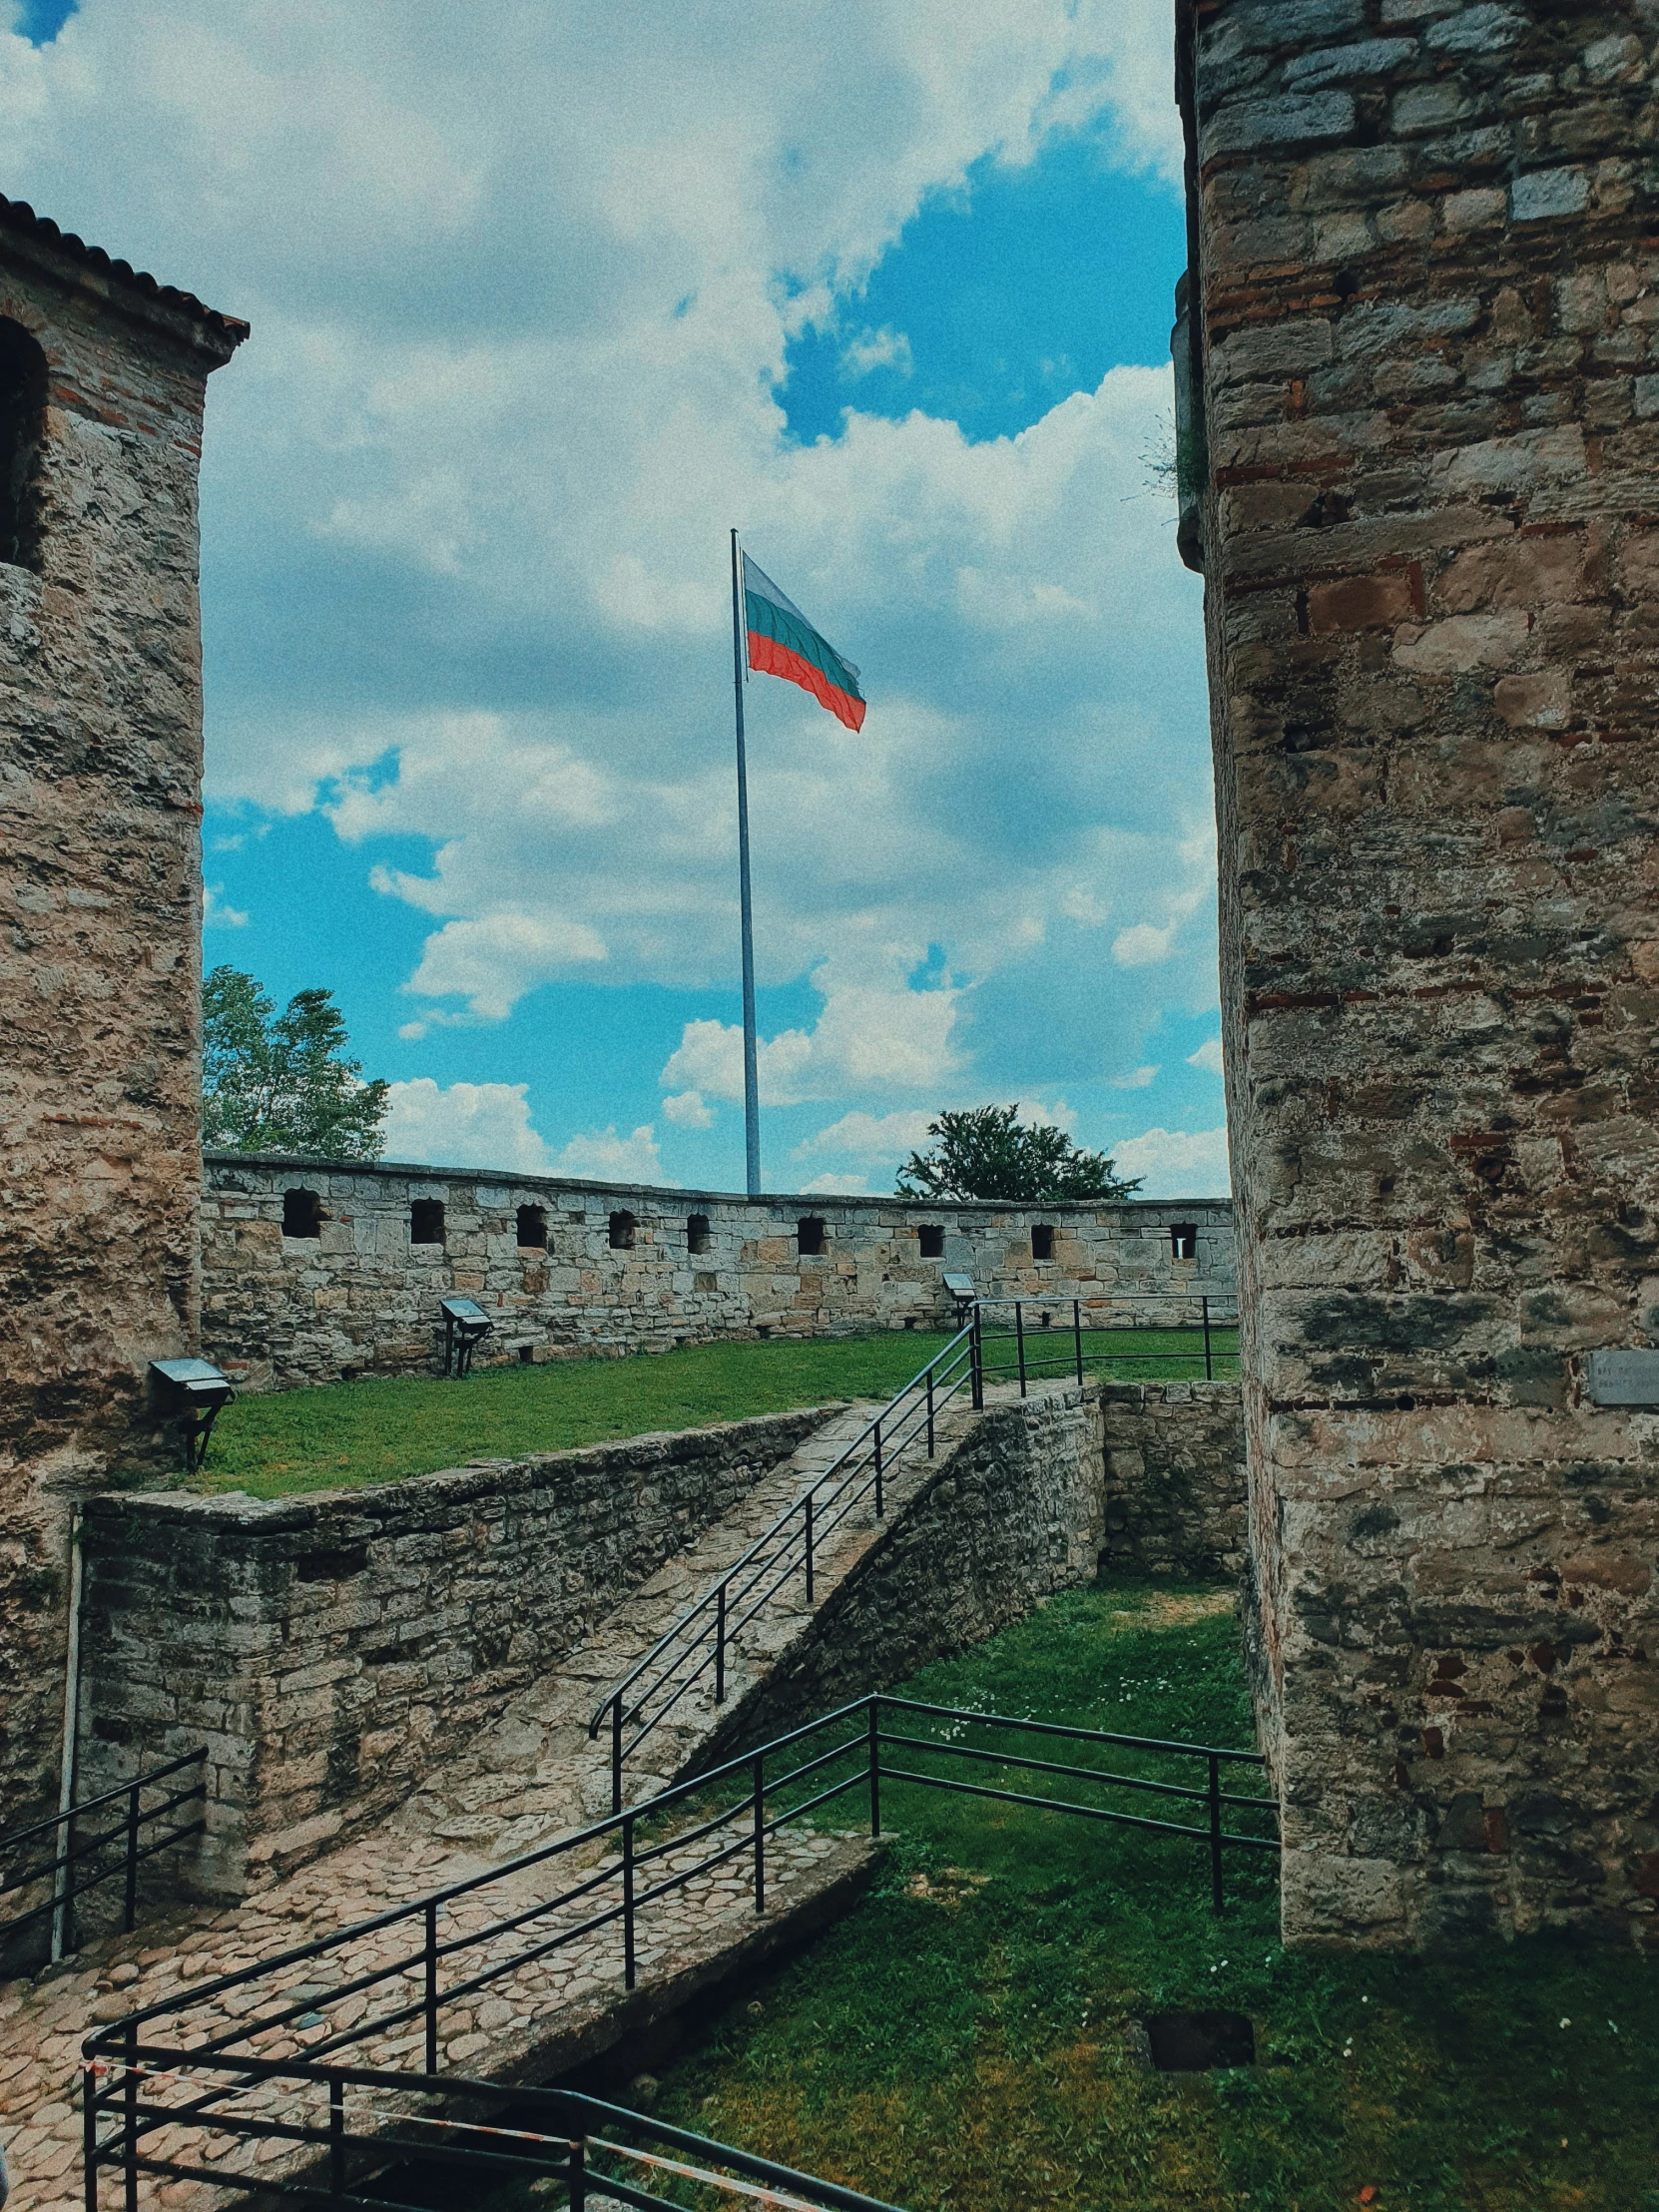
[{"x1": 1586, "y1": 1350, "x2": 1659, "y2": 1406}]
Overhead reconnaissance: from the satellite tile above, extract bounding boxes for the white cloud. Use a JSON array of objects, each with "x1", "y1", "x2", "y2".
[
  {"x1": 661, "y1": 961, "x2": 962, "y2": 1106},
  {"x1": 798, "y1": 1108, "x2": 936, "y2": 1163},
  {"x1": 1112, "y1": 920, "x2": 1174, "y2": 967},
  {"x1": 1187, "y1": 1036, "x2": 1224, "y2": 1075},
  {"x1": 1, "y1": 1, "x2": 1212, "y2": 1121},
  {"x1": 840, "y1": 325, "x2": 913, "y2": 379},
  {"x1": 382, "y1": 1077, "x2": 552, "y2": 1171},
  {"x1": 554, "y1": 1123, "x2": 671, "y2": 1184},
  {"x1": 380, "y1": 1079, "x2": 673, "y2": 1184},
  {"x1": 1112, "y1": 1064, "x2": 1158, "y2": 1088},
  {"x1": 799, "y1": 1170, "x2": 873, "y2": 1195},
  {"x1": 1112, "y1": 1125, "x2": 1230, "y2": 1198},
  {"x1": 1015, "y1": 1097, "x2": 1076, "y2": 1133},
  {"x1": 399, "y1": 911, "x2": 609, "y2": 1021},
  {"x1": 1103, "y1": 825, "x2": 1217, "y2": 975},
  {"x1": 203, "y1": 883, "x2": 249, "y2": 929},
  {"x1": 1061, "y1": 886, "x2": 1110, "y2": 924},
  {"x1": 662, "y1": 1088, "x2": 716, "y2": 1129}
]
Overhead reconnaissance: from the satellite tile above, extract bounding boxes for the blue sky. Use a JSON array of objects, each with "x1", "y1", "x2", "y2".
[{"x1": 2, "y1": 2, "x2": 1225, "y2": 1196}]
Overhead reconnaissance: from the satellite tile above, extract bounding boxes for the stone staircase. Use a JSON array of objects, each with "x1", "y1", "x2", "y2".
[
  {"x1": 381, "y1": 1388, "x2": 978, "y2": 1852},
  {"x1": 1, "y1": 1365, "x2": 1118, "y2": 2212},
  {"x1": 0, "y1": 1391, "x2": 991, "y2": 2211}
]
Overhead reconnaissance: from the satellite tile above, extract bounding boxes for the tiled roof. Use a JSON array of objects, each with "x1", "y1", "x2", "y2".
[{"x1": 0, "y1": 192, "x2": 250, "y2": 346}]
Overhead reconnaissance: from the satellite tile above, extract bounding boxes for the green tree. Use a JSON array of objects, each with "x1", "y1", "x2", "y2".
[
  {"x1": 895, "y1": 1104, "x2": 1140, "y2": 1204},
  {"x1": 203, "y1": 966, "x2": 390, "y2": 1160}
]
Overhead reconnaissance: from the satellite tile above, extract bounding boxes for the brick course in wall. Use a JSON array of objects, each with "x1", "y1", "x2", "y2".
[
  {"x1": 200, "y1": 1152, "x2": 1237, "y2": 1389},
  {"x1": 1180, "y1": 0, "x2": 1659, "y2": 1947},
  {"x1": 77, "y1": 1407, "x2": 832, "y2": 1897},
  {"x1": 0, "y1": 205, "x2": 244, "y2": 1824}
]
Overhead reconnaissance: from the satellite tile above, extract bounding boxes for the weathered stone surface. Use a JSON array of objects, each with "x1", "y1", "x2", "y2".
[
  {"x1": 2, "y1": 1373, "x2": 1252, "y2": 2209},
  {"x1": 0, "y1": 1804, "x2": 879, "y2": 2212},
  {"x1": 0, "y1": 206, "x2": 244, "y2": 1830},
  {"x1": 75, "y1": 1376, "x2": 1248, "y2": 1904},
  {"x1": 199, "y1": 1152, "x2": 1238, "y2": 1389},
  {"x1": 1179, "y1": 0, "x2": 1659, "y2": 1947},
  {"x1": 78, "y1": 1407, "x2": 834, "y2": 1894},
  {"x1": 1099, "y1": 1382, "x2": 1247, "y2": 1581}
]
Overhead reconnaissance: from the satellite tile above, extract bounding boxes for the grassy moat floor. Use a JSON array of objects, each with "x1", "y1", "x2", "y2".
[
  {"x1": 191, "y1": 1327, "x2": 1238, "y2": 1498},
  {"x1": 529, "y1": 1583, "x2": 1656, "y2": 2212}
]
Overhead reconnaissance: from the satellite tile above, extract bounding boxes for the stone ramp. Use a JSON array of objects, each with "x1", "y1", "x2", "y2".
[
  {"x1": 0, "y1": 1392, "x2": 981, "y2": 2210},
  {"x1": 383, "y1": 1388, "x2": 978, "y2": 1845}
]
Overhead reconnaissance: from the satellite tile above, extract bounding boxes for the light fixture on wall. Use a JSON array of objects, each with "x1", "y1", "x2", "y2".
[{"x1": 148, "y1": 1359, "x2": 236, "y2": 1471}]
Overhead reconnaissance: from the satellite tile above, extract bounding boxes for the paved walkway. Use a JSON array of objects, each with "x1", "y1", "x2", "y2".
[{"x1": 0, "y1": 1392, "x2": 980, "y2": 2210}]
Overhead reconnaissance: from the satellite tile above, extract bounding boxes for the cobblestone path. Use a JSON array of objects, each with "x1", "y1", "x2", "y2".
[{"x1": 0, "y1": 1392, "x2": 977, "y2": 2210}]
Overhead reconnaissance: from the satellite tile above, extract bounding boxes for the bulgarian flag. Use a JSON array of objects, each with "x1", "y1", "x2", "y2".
[{"x1": 742, "y1": 554, "x2": 866, "y2": 732}]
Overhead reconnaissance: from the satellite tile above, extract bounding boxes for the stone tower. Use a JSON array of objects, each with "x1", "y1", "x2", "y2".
[
  {"x1": 0, "y1": 197, "x2": 246, "y2": 1825},
  {"x1": 1179, "y1": 2, "x2": 1659, "y2": 1947}
]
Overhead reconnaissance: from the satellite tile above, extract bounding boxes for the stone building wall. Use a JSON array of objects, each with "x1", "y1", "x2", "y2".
[
  {"x1": 1180, "y1": 0, "x2": 1659, "y2": 1948},
  {"x1": 0, "y1": 200, "x2": 245, "y2": 1825},
  {"x1": 1099, "y1": 1381, "x2": 1247, "y2": 1582},
  {"x1": 200, "y1": 1152, "x2": 1237, "y2": 1389},
  {"x1": 76, "y1": 1407, "x2": 833, "y2": 1897}
]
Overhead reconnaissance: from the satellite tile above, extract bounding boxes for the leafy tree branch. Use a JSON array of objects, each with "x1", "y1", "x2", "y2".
[
  {"x1": 895, "y1": 1104, "x2": 1140, "y2": 1204},
  {"x1": 203, "y1": 965, "x2": 390, "y2": 1160}
]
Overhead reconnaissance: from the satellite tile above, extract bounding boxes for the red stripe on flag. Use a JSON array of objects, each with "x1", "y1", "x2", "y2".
[{"x1": 748, "y1": 632, "x2": 867, "y2": 732}]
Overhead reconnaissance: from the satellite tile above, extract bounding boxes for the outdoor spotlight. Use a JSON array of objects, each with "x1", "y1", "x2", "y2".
[
  {"x1": 148, "y1": 1358, "x2": 236, "y2": 1472},
  {"x1": 440, "y1": 1296, "x2": 495, "y2": 1378}
]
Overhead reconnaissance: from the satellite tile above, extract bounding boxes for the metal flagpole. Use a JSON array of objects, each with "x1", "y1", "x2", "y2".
[{"x1": 730, "y1": 527, "x2": 762, "y2": 1196}]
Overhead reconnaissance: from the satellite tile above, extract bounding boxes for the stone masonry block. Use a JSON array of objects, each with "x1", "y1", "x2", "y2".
[
  {"x1": 1183, "y1": 0, "x2": 1659, "y2": 1951},
  {"x1": 1307, "y1": 570, "x2": 1420, "y2": 633},
  {"x1": 1203, "y1": 91, "x2": 1358, "y2": 159},
  {"x1": 1512, "y1": 167, "x2": 1593, "y2": 223}
]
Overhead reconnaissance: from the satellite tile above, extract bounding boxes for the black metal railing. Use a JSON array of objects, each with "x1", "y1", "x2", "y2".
[
  {"x1": 82, "y1": 1696, "x2": 1272, "y2": 2204},
  {"x1": 587, "y1": 1298, "x2": 1241, "y2": 1813},
  {"x1": 1, "y1": 1749, "x2": 207, "y2": 1960},
  {"x1": 83, "y1": 1696, "x2": 1274, "y2": 2167},
  {"x1": 975, "y1": 1294, "x2": 1240, "y2": 1391},
  {"x1": 82, "y1": 2054, "x2": 906, "y2": 2212},
  {"x1": 866, "y1": 1695, "x2": 1275, "y2": 1915},
  {"x1": 590, "y1": 1320, "x2": 983, "y2": 1813}
]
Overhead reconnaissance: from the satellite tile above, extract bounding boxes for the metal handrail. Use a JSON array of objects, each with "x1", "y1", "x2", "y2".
[
  {"x1": 587, "y1": 1293, "x2": 1243, "y2": 1809},
  {"x1": 85, "y1": 2053, "x2": 909, "y2": 2212},
  {"x1": 82, "y1": 1693, "x2": 1276, "y2": 2207},
  {"x1": 1, "y1": 1748, "x2": 207, "y2": 1952},
  {"x1": 975, "y1": 1293, "x2": 1241, "y2": 1390},
  {"x1": 83, "y1": 1697, "x2": 1275, "y2": 2055},
  {"x1": 588, "y1": 1317, "x2": 983, "y2": 1811}
]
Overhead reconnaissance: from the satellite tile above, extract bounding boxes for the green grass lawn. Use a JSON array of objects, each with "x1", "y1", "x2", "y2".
[
  {"x1": 192, "y1": 1328, "x2": 1239, "y2": 1498},
  {"x1": 628, "y1": 1582, "x2": 1659, "y2": 2212}
]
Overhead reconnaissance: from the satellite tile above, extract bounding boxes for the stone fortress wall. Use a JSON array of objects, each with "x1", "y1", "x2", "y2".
[
  {"x1": 1181, "y1": 0, "x2": 1659, "y2": 1949},
  {"x1": 0, "y1": 201, "x2": 245, "y2": 1825},
  {"x1": 200, "y1": 1152, "x2": 1239, "y2": 1391},
  {"x1": 77, "y1": 1407, "x2": 836, "y2": 1900},
  {"x1": 76, "y1": 1378, "x2": 1246, "y2": 1905}
]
